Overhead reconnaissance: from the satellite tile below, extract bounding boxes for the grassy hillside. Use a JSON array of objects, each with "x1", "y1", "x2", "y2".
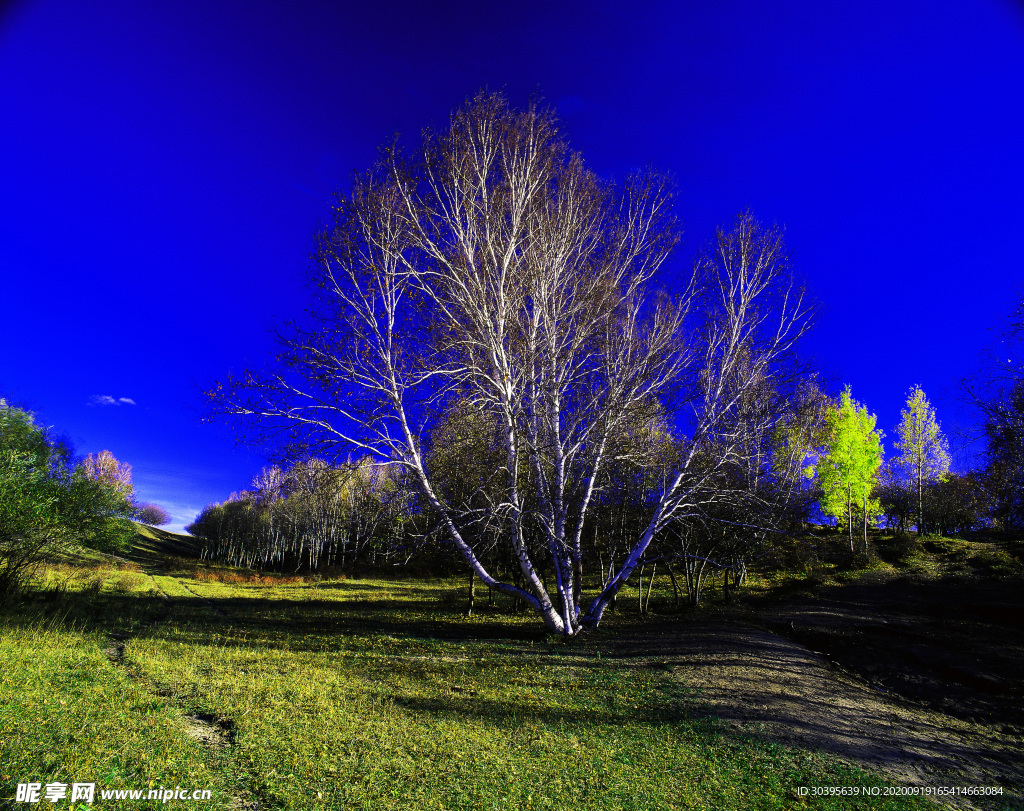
[{"x1": 126, "y1": 522, "x2": 205, "y2": 563}]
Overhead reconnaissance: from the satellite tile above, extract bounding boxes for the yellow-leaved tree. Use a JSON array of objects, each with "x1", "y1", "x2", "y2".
[
  {"x1": 816, "y1": 387, "x2": 884, "y2": 553},
  {"x1": 894, "y1": 385, "x2": 950, "y2": 536}
]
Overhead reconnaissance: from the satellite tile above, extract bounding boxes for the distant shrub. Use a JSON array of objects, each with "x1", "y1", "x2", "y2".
[
  {"x1": 136, "y1": 503, "x2": 172, "y2": 526},
  {"x1": 193, "y1": 570, "x2": 241, "y2": 584},
  {"x1": 81, "y1": 572, "x2": 106, "y2": 596},
  {"x1": 192, "y1": 569, "x2": 308, "y2": 586}
]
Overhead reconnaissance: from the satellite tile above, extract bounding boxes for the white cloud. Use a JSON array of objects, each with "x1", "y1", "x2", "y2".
[
  {"x1": 89, "y1": 395, "x2": 135, "y2": 406},
  {"x1": 160, "y1": 502, "x2": 203, "y2": 535}
]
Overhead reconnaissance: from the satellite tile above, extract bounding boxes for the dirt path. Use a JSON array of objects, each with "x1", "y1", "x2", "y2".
[
  {"x1": 602, "y1": 577, "x2": 1024, "y2": 810},
  {"x1": 99, "y1": 564, "x2": 262, "y2": 810}
]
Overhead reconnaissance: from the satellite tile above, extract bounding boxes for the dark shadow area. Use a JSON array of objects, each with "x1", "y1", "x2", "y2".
[
  {"x1": 584, "y1": 612, "x2": 1024, "y2": 809},
  {"x1": 123, "y1": 527, "x2": 205, "y2": 564},
  {"x1": 385, "y1": 688, "x2": 692, "y2": 729},
  {"x1": 747, "y1": 570, "x2": 1024, "y2": 733}
]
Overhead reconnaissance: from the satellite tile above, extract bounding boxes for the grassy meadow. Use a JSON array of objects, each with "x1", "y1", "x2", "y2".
[{"x1": 0, "y1": 527, "x2": 946, "y2": 810}]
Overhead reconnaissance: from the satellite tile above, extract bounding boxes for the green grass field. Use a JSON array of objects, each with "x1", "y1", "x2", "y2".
[{"x1": 1, "y1": 527, "x2": 944, "y2": 810}]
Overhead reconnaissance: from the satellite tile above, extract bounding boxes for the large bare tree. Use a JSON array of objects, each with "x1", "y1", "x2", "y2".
[{"x1": 208, "y1": 93, "x2": 812, "y2": 634}]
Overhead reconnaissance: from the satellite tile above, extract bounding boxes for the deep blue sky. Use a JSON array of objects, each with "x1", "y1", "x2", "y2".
[{"x1": 2, "y1": 0, "x2": 1023, "y2": 532}]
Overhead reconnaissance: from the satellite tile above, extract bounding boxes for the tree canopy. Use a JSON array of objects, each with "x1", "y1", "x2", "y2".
[
  {"x1": 136, "y1": 502, "x2": 172, "y2": 526},
  {"x1": 894, "y1": 385, "x2": 950, "y2": 536},
  {"x1": 816, "y1": 387, "x2": 884, "y2": 552}
]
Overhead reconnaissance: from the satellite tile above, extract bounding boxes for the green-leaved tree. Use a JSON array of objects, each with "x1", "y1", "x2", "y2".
[
  {"x1": 894, "y1": 385, "x2": 950, "y2": 536},
  {"x1": 816, "y1": 387, "x2": 884, "y2": 552},
  {"x1": 1, "y1": 400, "x2": 136, "y2": 601}
]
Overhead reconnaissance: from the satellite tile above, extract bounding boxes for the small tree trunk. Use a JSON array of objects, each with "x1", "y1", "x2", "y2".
[
  {"x1": 848, "y1": 481, "x2": 854, "y2": 552},
  {"x1": 918, "y1": 466, "x2": 924, "y2": 536},
  {"x1": 862, "y1": 491, "x2": 869, "y2": 554},
  {"x1": 683, "y1": 557, "x2": 697, "y2": 607},
  {"x1": 573, "y1": 555, "x2": 583, "y2": 617},
  {"x1": 466, "y1": 569, "x2": 475, "y2": 617},
  {"x1": 643, "y1": 563, "x2": 657, "y2": 614},
  {"x1": 666, "y1": 563, "x2": 680, "y2": 609},
  {"x1": 637, "y1": 564, "x2": 645, "y2": 615}
]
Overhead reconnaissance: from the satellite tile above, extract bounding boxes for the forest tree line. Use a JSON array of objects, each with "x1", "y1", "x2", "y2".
[{"x1": 193, "y1": 368, "x2": 1021, "y2": 608}]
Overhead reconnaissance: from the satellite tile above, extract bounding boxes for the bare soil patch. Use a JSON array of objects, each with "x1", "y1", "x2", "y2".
[
  {"x1": 600, "y1": 567, "x2": 1024, "y2": 810},
  {"x1": 184, "y1": 713, "x2": 235, "y2": 748}
]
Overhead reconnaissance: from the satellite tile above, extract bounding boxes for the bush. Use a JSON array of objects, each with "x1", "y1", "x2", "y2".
[{"x1": 192, "y1": 569, "x2": 308, "y2": 586}]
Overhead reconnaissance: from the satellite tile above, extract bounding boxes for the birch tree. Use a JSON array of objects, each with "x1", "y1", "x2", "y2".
[
  {"x1": 80, "y1": 450, "x2": 133, "y2": 500},
  {"x1": 770, "y1": 376, "x2": 832, "y2": 527},
  {"x1": 816, "y1": 387, "x2": 883, "y2": 552},
  {"x1": 894, "y1": 385, "x2": 950, "y2": 536},
  {"x1": 189, "y1": 458, "x2": 406, "y2": 570},
  {"x1": 207, "y1": 93, "x2": 812, "y2": 634}
]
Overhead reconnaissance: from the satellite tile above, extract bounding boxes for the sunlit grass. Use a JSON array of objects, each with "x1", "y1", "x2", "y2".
[
  {"x1": 0, "y1": 586, "x2": 231, "y2": 809},
  {"x1": 0, "y1": 537, "x2": 952, "y2": 810}
]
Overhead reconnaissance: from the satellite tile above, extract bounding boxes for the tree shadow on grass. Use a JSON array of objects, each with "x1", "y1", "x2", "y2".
[
  {"x1": 182, "y1": 595, "x2": 548, "y2": 648},
  {"x1": 384, "y1": 690, "x2": 696, "y2": 731},
  {"x1": 306, "y1": 581, "x2": 449, "y2": 592},
  {"x1": 3, "y1": 589, "x2": 555, "y2": 651}
]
